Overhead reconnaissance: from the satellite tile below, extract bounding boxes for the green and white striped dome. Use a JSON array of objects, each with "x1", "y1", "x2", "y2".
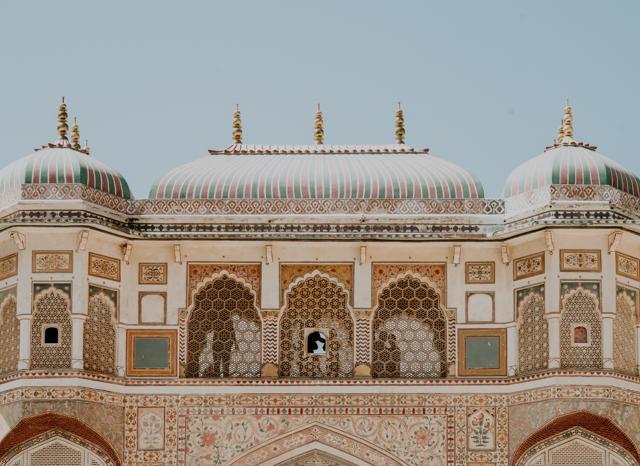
[
  {"x1": 0, "y1": 146, "x2": 132, "y2": 199},
  {"x1": 149, "y1": 144, "x2": 484, "y2": 200}
]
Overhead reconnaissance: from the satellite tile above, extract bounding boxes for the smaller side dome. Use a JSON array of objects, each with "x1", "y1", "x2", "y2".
[
  {"x1": 504, "y1": 104, "x2": 640, "y2": 198},
  {"x1": 0, "y1": 147, "x2": 132, "y2": 199}
]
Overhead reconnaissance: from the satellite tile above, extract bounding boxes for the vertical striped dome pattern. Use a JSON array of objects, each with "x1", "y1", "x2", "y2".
[
  {"x1": 0, "y1": 148, "x2": 132, "y2": 199},
  {"x1": 504, "y1": 145, "x2": 640, "y2": 198},
  {"x1": 149, "y1": 145, "x2": 484, "y2": 200}
]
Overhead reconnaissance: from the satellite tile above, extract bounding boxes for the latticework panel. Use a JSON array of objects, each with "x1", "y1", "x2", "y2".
[
  {"x1": 0, "y1": 294, "x2": 19, "y2": 373},
  {"x1": 30, "y1": 442, "x2": 82, "y2": 465},
  {"x1": 614, "y1": 290, "x2": 638, "y2": 375},
  {"x1": 30, "y1": 286, "x2": 72, "y2": 369},
  {"x1": 371, "y1": 276, "x2": 447, "y2": 378},
  {"x1": 84, "y1": 288, "x2": 117, "y2": 374},
  {"x1": 518, "y1": 289, "x2": 548, "y2": 373},
  {"x1": 560, "y1": 288, "x2": 602, "y2": 369},
  {"x1": 549, "y1": 439, "x2": 604, "y2": 465},
  {"x1": 279, "y1": 274, "x2": 354, "y2": 377},
  {"x1": 186, "y1": 275, "x2": 261, "y2": 378}
]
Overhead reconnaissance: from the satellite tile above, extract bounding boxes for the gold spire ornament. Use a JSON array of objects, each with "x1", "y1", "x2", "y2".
[
  {"x1": 561, "y1": 102, "x2": 574, "y2": 142},
  {"x1": 57, "y1": 97, "x2": 69, "y2": 142},
  {"x1": 71, "y1": 117, "x2": 81, "y2": 150},
  {"x1": 556, "y1": 119, "x2": 565, "y2": 144},
  {"x1": 232, "y1": 104, "x2": 242, "y2": 144},
  {"x1": 395, "y1": 102, "x2": 405, "y2": 144},
  {"x1": 82, "y1": 139, "x2": 90, "y2": 155},
  {"x1": 314, "y1": 104, "x2": 324, "y2": 145}
]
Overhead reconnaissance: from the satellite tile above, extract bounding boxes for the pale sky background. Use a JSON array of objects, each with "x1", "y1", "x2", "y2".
[{"x1": 0, "y1": 1, "x2": 638, "y2": 198}]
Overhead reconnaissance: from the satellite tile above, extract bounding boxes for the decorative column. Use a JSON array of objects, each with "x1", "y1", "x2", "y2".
[
  {"x1": 601, "y1": 313, "x2": 615, "y2": 369},
  {"x1": 17, "y1": 315, "x2": 31, "y2": 370},
  {"x1": 547, "y1": 312, "x2": 561, "y2": 368},
  {"x1": 506, "y1": 323, "x2": 518, "y2": 376},
  {"x1": 116, "y1": 324, "x2": 127, "y2": 377},
  {"x1": 71, "y1": 314, "x2": 87, "y2": 369},
  {"x1": 636, "y1": 324, "x2": 640, "y2": 375}
]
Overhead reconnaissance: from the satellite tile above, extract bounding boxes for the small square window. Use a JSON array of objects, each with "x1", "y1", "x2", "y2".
[
  {"x1": 571, "y1": 323, "x2": 591, "y2": 347},
  {"x1": 42, "y1": 325, "x2": 60, "y2": 346},
  {"x1": 304, "y1": 328, "x2": 329, "y2": 357}
]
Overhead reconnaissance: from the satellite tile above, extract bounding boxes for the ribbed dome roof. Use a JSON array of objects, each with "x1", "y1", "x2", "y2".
[
  {"x1": 503, "y1": 143, "x2": 640, "y2": 198},
  {"x1": 149, "y1": 144, "x2": 484, "y2": 200},
  {"x1": 0, "y1": 147, "x2": 132, "y2": 199}
]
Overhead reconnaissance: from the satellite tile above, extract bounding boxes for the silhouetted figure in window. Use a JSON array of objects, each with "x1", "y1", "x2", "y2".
[{"x1": 307, "y1": 331, "x2": 327, "y2": 354}]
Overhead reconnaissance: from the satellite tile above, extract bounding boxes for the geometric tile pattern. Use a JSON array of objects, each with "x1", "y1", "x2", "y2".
[
  {"x1": 560, "y1": 283, "x2": 602, "y2": 369},
  {"x1": 30, "y1": 284, "x2": 72, "y2": 369},
  {"x1": 614, "y1": 286, "x2": 638, "y2": 375},
  {"x1": 0, "y1": 287, "x2": 19, "y2": 373},
  {"x1": 84, "y1": 286, "x2": 117, "y2": 375},
  {"x1": 516, "y1": 285, "x2": 548, "y2": 373}
]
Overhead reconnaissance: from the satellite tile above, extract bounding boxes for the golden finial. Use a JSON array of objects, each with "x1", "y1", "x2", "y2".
[
  {"x1": 561, "y1": 101, "x2": 574, "y2": 142},
  {"x1": 395, "y1": 102, "x2": 405, "y2": 144},
  {"x1": 556, "y1": 118, "x2": 565, "y2": 144},
  {"x1": 71, "y1": 117, "x2": 81, "y2": 150},
  {"x1": 57, "y1": 97, "x2": 69, "y2": 142},
  {"x1": 314, "y1": 103, "x2": 324, "y2": 145},
  {"x1": 82, "y1": 139, "x2": 90, "y2": 155},
  {"x1": 232, "y1": 104, "x2": 242, "y2": 144}
]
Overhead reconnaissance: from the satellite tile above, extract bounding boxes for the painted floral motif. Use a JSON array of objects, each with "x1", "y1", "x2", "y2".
[
  {"x1": 139, "y1": 263, "x2": 167, "y2": 284},
  {"x1": 138, "y1": 407, "x2": 164, "y2": 450},
  {"x1": 32, "y1": 251, "x2": 73, "y2": 273},
  {"x1": 465, "y1": 262, "x2": 495, "y2": 284},
  {"x1": 616, "y1": 252, "x2": 640, "y2": 280},
  {"x1": 467, "y1": 407, "x2": 495, "y2": 450},
  {"x1": 88, "y1": 253, "x2": 121, "y2": 281},
  {"x1": 183, "y1": 412, "x2": 449, "y2": 465},
  {"x1": 513, "y1": 253, "x2": 545, "y2": 280},
  {"x1": 560, "y1": 250, "x2": 601, "y2": 272},
  {"x1": 0, "y1": 253, "x2": 18, "y2": 280}
]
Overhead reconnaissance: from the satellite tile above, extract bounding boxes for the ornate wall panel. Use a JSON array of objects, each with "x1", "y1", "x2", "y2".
[
  {"x1": 279, "y1": 274, "x2": 353, "y2": 377},
  {"x1": 372, "y1": 262, "x2": 447, "y2": 306},
  {"x1": 614, "y1": 286, "x2": 638, "y2": 375},
  {"x1": 137, "y1": 407, "x2": 165, "y2": 451},
  {"x1": 465, "y1": 262, "x2": 495, "y2": 284},
  {"x1": 616, "y1": 252, "x2": 640, "y2": 281},
  {"x1": 516, "y1": 284, "x2": 548, "y2": 373},
  {"x1": 187, "y1": 263, "x2": 261, "y2": 306},
  {"x1": 186, "y1": 275, "x2": 261, "y2": 378},
  {"x1": 371, "y1": 276, "x2": 447, "y2": 378},
  {"x1": 84, "y1": 286, "x2": 117, "y2": 375},
  {"x1": 30, "y1": 283, "x2": 72, "y2": 369},
  {"x1": 88, "y1": 253, "x2": 120, "y2": 282},
  {"x1": 280, "y1": 263, "x2": 353, "y2": 306},
  {"x1": 560, "y1": 282, "x2": 602, "y2": 369},
  {"x1": 559, "y1": 249, "x2": 601, "y2": 272},
  {"x1": 0, "y1": 287, "x2": 19, "y2": 373},
  {"x1": 513, "y1": 252, "x2": 545, "y2": 280},
  {"x1": 0, "y1": 253, "x2": 18, "y2": 280},
  {"x1": 32, "y1": 251, "x2": 73, "y2": 273},
  {"x1": 138, "y1": 263, "x2": 167, "y2": 285}
]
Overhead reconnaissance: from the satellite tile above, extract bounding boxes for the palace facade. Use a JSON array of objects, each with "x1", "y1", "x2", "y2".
[{"x1": 0, "y1": 101, "x2": 638, "y2": 465}]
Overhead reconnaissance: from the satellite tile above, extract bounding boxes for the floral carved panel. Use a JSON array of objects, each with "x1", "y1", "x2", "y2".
[
  {"x1": 32, "y1": 251, "x2": 73, "y2": 273},
  {"x1": 138, "y1": 407, "x2": 165, "y2": 451},
  {"x1": 560, "y1": 249, "x2": 601, "y2": 272},
  {"x1": 0, "y1": 253, "x2": 18, "y2": 280},
  {"x1": 465, "y1": 262, "x2": 495, "y2": 284},
  {"x1": 616, "y1": 252, "x2": 640, "y2": 281},
  {"x1": 467, "y1": 407, "x2": 496, "y2": 451},
  {"x1": 88, "y1": 253, "x2": 121, "y2": 282},
  {"x1": 513, "y1": 253, "x2": 545, "y2": 280},
  {"x1": 138, "y1": 262, "x2": 168, "y2": 285}
]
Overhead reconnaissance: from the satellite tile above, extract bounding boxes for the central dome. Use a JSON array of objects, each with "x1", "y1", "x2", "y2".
[{"x1": 149, "y1": 145, "x2": 484, "y2": 200}]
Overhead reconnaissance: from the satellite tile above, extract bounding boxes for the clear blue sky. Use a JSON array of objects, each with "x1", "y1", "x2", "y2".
[{"x1": 0, "y1": 1, "x2": 638, "y2": 198}]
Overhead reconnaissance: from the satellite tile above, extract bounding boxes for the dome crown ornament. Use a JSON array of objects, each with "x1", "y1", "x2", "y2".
[
  {"x1": 395, "y1": 102, "x2": 405, "y2": 144},
  {"x1": 71, "y1": 117, "x2": 81, "y2": 150},
  {"x1": 545, "y1": 101, "x2": 596, "y2": 152},
  {"x1": 232, "y1": 104, "x2": 242, "y2": 144},
  {"x1": 56, "y1": 97, "x2": 70, "y2": 146},
  {"x1": 314, "y1": 104, "x2": 324, "y2": 145}
]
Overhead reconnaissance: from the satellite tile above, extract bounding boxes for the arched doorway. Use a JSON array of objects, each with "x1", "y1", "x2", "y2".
[
  {"x1": 513, "y1": 412, "x2": 639, "y2": 466},
  {"x1": 0, "y1": 413, "x2": 120, "y2": 466}
]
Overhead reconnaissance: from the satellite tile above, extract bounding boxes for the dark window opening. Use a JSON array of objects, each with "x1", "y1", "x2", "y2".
[
  {"x1": 307, "y1": 331, "x2": 327, "y2": 355},
  {"x1": 44, "y1": 327, "x2": 59, "y2": 344}
]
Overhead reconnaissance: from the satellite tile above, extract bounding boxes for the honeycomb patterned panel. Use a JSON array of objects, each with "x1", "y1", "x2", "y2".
[
  {"x1": 518, "y1": 290, "x2": 549, "y2": 373},
  {"x1": 186, "y1": 275, "x2": 261, "y2": 378},
  {"x1": 29, "y1": 442, "x2": 82, "y2": 466},
  {"x1": 614, "y1": 290, "x2": 638, "y2": 375},
  {"x1": 560, "y1": 288, "x2": 602, "y2": 369},
  {"x1": 279, "y1": 275, "x2": 354, "y2": 378},
  {"x1": 84, "y1": 289, "x2": 117, "y2": 375},
  {"x1": 372, "y1": 276, "x2": 447, "y2": 378},
  {"x1": 30, "y1": 286, "x2": 72, "y2": 369},
  {"x1": 0, "y1": 295, "x2": 19, "y2": 373}
]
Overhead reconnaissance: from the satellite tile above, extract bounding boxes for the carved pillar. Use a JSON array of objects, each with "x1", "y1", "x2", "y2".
[
  {"x1": 506, "y1": 322, "x2": 518, "y2": 376},
  {"x1": 547, "y1": 312, "x2": 561, "y2": 368},
  {"x1": 601, "y1": 313, "x2": 615, "y2": 369},
  {"x1": 116, "y1": 324, "x2": 127, "y2": 376},
  {"x1": 71, "y1": 314, "x2": 87, "y2": 369},
  {"x1": 17, "y1": 315, "x2": 31, "y2": 370}
]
